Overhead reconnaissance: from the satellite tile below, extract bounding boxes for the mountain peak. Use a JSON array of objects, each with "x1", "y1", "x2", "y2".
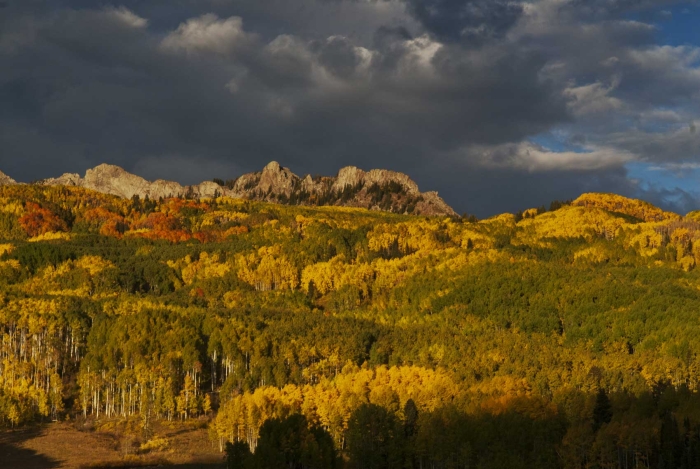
[
  {"x1": 334, "y1": 166, "x2": 364, "y2": 191},
  {"x1": 263, "y1": 161, "x2": 282, "y2": 172},
  {"x1": 90, "y1": 163, "x2": 128, "y2": 173},
  {"x1": 83, "y1": 164, "x2": 152, "y2": 199},
  {"x1": 0, "y1": 169, "x2": 17, "y2": 186}
]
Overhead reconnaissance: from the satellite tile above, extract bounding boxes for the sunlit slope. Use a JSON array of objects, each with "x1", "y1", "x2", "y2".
[
  {"x1": 572, "y1": 192, "x2": 679, "y2": 222},
  {"x1": 3, "y1": 184, "x2": 700, "y2": 448}
]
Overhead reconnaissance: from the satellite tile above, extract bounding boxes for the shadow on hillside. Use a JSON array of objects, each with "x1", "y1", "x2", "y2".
[
  {"x1": 160, "y1": 465, "x2": 226, "y2": 469},
  {"x1": 88, "y1": 464, "x2": 225, "y2": 469},
  {"x1": 0, "y1": 426, "x2": 61, "y2": 469}
]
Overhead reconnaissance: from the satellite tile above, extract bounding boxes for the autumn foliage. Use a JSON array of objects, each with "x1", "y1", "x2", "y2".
[
  {"x1": 18, "y1": 202, "x2": 68, "y2": 237},
  {"x1": 5, "y1": 185, "x2": 700, "y2": 467}
]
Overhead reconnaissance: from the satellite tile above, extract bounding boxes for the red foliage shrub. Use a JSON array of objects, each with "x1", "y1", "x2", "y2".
[{"x1": 19, "y1": 202, "x2": 68, "y2": 237}]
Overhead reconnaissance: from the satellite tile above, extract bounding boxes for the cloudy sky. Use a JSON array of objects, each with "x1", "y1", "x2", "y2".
[{"x1": 1, "y1": 0, "x2": 699, "y2": 216}]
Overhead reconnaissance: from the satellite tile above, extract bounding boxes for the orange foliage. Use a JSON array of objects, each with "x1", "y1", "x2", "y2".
[
  {"x1": 18, "y1": 202, "x2": 68, "y2": 237},
  {"x1": 193, "y1": 231, "x2": 217, "y2": 243},
  {"x1": 99, "y1": 219, "x2": 129, "y2": 238},
  {"x1": 83, "y1": 207, "x2": 122, "y2": 223},
  {"x1": 79, "y1": 202, "x2": 246, "y2": 243},
  {"x1": 83, "y1": 207, "x2": 128, "y2": 238},
  {"x1": 159, "y1": 198, "x2": 210, "y2": 216},
  {"x1": 138, "y1": 212, "x2": 183, "y2": 231},
  {"x1": 192, "y1": 226, "x2": 249, "y2": 243},
  {"x1": 127, "y1": 212, "x2": 189, "y2": 242},
  {"x1": 138, "y1": 229, "x2": 192, "y2": 243}
]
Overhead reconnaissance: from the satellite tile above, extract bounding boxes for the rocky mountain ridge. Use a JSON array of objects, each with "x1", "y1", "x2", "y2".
[
  {"x1": 224, "y1": 161, "x2": 456, "y2": 216},
  {"x1": 0, "y1": 170, "x2": 16, "y2": 186},
  {"x1": 0, "y1": 162, "x2": 457, "y2": 217}
]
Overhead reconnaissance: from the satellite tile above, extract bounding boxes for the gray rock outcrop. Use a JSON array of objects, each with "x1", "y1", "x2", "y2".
[
  {"x1": 0, "y1": 170, "x2": 17, "y2": 186},
  {"x1": 224, "y1": 161, "x2": 457, "y2": 216}
]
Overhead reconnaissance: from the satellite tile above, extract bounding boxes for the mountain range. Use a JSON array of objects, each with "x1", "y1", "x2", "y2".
[{"x1": 0, "y1": 162, "x2": 456, "y2": 217}]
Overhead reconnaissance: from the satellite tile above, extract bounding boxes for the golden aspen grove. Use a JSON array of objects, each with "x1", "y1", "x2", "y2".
[{"x1": 4, "y1": 184, "x2": 700, "y2": 468}]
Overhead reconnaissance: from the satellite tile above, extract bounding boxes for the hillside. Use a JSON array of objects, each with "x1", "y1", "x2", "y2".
[
  {"x1": 0, "y1": 161, "x2": 456, "y2": 217},
  {"x1": 572, "y1": 192, "x2": 679, "y2": 222},
  {"x1": 2, "y1": 185, "x2": 700, "y2": 467}
]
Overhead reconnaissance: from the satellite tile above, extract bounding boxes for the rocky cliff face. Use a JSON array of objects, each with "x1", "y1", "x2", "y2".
[
  {"x1": 224, "y1": 162, "x2": 457, "y2": 217},
  {"x1": 23, "y1": 161, "x2": 456, "y2": 216},
  {"x1": 0, "y1": 170, "x2": 17, "y2": 186},
  {"x1": 39, "y1": 164, "x2": 222, "y2": 200}
]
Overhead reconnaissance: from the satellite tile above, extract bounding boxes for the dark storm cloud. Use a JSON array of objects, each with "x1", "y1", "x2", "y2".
[
  {"x1": 607, "y1": 125, "x2": 700, "y2": 163},
  {"x1": 5, "y1": 0, "x2": 412, "y2": 44},
  {"x1": 638, "y1": 185, "x2": 700, "y2": 214},
  {"x1": 1, "y1": 0, "x2": 700, "y2": 215},
  {"x1": 374, "y1": 25, "x2": 413, "y2": 47},
  {"x1": 0, "y1": 8, "x2": 248, "y2": 178},
  {"x1": 403, "y1": 0, "x2": 524, "y2": 44},
  {"x1": 426, "y1": 162, "x2": 635, "y2": 217},
  {"x1": 314, "y1": 36, "x2": 364, "y2": 78},
  {"x1": 427, "y1": 156, "x2": 698, "y2": 217},
  {"x1": 0, "y1": 4, "x2": 567, "y2": 179}
]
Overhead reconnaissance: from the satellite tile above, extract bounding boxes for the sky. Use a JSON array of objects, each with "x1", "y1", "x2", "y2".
[{"x1": 1, "y1": 0, "x2": 699, "y2": 217}]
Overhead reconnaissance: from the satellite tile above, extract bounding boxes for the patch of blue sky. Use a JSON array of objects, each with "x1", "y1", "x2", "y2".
[
  {"x1": 655, "y1": 4, "x2": 700, "y2": 47},
  {"x1": 624, "y1": 3, "x2": 700, "y2": 47},
  {"x1": 626, "y1": 161, "x2": 700, "y2": 213},
  {"x1": 530, "y1": 130, "x2": 589, "y2": 153},
  {"x1": 626, "y1": 161, "x2": 700, "y2": 192}
]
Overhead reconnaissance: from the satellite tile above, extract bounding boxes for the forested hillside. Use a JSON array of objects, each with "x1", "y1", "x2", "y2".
[{"x1": 3, "y1": 184, "x2": 700, "y2": 468}]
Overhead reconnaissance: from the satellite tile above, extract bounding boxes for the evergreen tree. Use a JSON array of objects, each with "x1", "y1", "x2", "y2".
[
  {"x1": 226, "y1": 441, "x2": 252, "y2": 469},
  {"x1": 252, "y1": 414, "x2": 337, "y2": 469},
  {"x1": 347, "y1": 404, "x2": 404, "y2": 469},
  {"x1": 592, "y1": 388, "x2": 612, "y2": 432}
]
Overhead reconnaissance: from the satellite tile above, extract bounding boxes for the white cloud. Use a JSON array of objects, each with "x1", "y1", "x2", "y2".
[
  {"x1": 638, "y1": 109, "x2": 683, "y2": 124},
  {"x1": 265, "y1": 34, "x2": 313, "y2": 61},
  {"x1": 403, "y1": 35, "x2": 443, "y2": 71},
  {"x1": 565, "y1": 79, "x2": 624, "y2": 116},
  {"x1": 107, "y1": 7, "x2": 148, "y2": 29},
  {"x1": 606, "y1": 125, "x2": 700, "y2": 162},
  {"x1": 160, "y1": 14, "x2": 251, "y2": 56},
  {"x1": 648, "y1": 162, "x2": 700, "y2": 172},
  {"x1": 467, "y1": 142, "x2": 634, "y2": 172},
  {"x1": 628, "y1": 45, "x2": 700, "y2": 71}
]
